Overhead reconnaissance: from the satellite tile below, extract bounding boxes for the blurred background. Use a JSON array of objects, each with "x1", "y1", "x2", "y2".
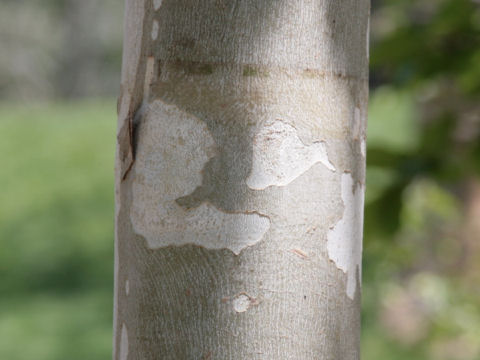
[{"x1": 0, "y1": 0, "x2": 479, "y2": 359}]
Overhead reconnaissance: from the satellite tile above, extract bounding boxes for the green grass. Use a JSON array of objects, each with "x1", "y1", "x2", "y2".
[
  {"x1": 0, "y1": 99, "x2": 116, "y2": 360},
  {"x1": 0, "y1": 292, "x2": 113, "y2": 360}
]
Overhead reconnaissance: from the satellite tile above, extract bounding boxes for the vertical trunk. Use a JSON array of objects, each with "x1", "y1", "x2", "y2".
[{"x1": 114, "y1": 1, "x2": 369, "y2": 359}]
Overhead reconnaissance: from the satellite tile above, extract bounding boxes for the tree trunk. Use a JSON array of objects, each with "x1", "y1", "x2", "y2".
[{"x1": 114, "y1": 1, "x2": 369, "y2": 359}]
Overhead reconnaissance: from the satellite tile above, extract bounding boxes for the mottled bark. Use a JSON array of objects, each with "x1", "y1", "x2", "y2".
[{"x1": 114, "y1": 1, "x2": 369, "y2": 359}]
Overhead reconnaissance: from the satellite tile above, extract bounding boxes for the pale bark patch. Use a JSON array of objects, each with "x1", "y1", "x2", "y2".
[
  {"x1": 151, "y1": 20, "x2": 159, "y2": 40},
  {"x1": 232, "y1": 293, "x2": 259, "y2": 313},
  {"x1": 327, "y1": 173, "x2": 364, "y2": 300},
  {"x1": 360, "y1": 139, "x2": 367, "y2": 158},
  {"x1": 153, "y1": 0, "x2": 163, "y2": 11},
  {"x1": 120, "y1": 323, "x2": 128, "y2": 360},
  {"x1": 125, "y1": 280, "x2": 129, "y2": 296},
  {"x1": 131, "y1": 100, "x2": 270, "y2": 254},
  {"x1": 246, "y1": 119, "x2": 335, "y2": 190}
]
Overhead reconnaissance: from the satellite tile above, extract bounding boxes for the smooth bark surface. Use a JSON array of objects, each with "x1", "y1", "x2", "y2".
[{"x1": 114, "y1": 1, "x2": 369, "y2": 359}]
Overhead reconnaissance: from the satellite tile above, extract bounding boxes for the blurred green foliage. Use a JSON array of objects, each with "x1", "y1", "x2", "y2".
[
  {"x1": 0, "y1": 0, "x2": 479, "y2": 359},
  {"x1": 363, "y1": 0, "x2": 480, "y2": 359}
]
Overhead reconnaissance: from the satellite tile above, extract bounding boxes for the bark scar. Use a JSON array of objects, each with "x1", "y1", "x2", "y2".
[{"x1": 118, "y1": 103, "x2": 144, "y2": 181}]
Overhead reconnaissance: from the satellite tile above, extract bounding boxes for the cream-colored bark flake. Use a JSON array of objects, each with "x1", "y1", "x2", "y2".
[
  {"x1": 120, "y1": 323, "x2": 129, "y2": 360},
  {"x1": 131, "y1": 100, "x2": 270, "y2": 255},
  {"x1": 290, "y1": 248, "x2": 309, "y2": 259},
  {"x1": 232, "y1": 293, "x2": 258, "y2": 313},
  {"x1": 233, "y1": 294, "x2": 251, "y2": 313},
  {"x1": 246, "y1": 119, "x2": 335, "y2": 190},
  {"x1": 327, "y1": 173, "x2": 364, "y2": 300},
  {"x1": 153, "y1": 0, "x2": 163, "y2": 11},
  {"x1": 125, "y1": 280, "x2": 129, "y2": 296},
  {"x1": 360, "y1": 139, "x2": 367, "y2": 158}
]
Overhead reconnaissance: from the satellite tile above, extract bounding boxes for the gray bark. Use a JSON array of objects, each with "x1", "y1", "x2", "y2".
[{"x1": 114, "y1": 0, "x2": 369, "y2": 359}]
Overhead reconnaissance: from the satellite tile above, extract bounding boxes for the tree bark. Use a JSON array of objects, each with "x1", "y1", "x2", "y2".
[{"x1": 114, "y1": 1, "x2": 369, "y2": 359}]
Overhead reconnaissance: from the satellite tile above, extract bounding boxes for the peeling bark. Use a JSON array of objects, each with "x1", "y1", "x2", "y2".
[
  {"x1": 246, "y1": 119, "x2": 335, "y2": 190},
  {"x1": 114, "y1": 0, "x2": 369, "y2": 359},
  {"x1": 327, "y1": 173, "x2": 365, "y2": 300}
]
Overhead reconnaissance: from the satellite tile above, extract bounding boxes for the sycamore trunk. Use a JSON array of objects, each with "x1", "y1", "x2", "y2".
[{"x1": 114, "y1": 1, "x2": 369, "y2": 359}]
